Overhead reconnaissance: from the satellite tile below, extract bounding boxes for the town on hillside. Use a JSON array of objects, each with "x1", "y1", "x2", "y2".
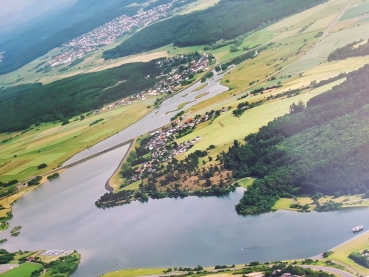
[
  {"x1": 44, "y1": 1, "x2": 180, "y2": 69},
  {"x1": 94, "y1": 52, "x2": 213, "y2": 114}
]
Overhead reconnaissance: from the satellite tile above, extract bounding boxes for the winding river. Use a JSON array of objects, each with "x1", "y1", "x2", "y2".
[{"x1": 3, "y1": 72, "x2": 369, "y2": 277}]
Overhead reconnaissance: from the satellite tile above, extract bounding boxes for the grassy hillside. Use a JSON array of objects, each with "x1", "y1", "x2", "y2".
[
  {"x1": 0, "y1": 61, "x2": 161, "y2": 133},
  {"x1": 220, "y1": 64, "x2": 369, "y2": 214},
  {"x1": 103, "y1": 0, "x2": 327, "y2": 59},
  {"x1": 0, "y1": 0, "x2": 144, "y2": 75}
]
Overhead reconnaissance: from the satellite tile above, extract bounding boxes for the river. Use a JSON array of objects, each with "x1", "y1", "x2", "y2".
[{"x1": 3, "y1": 71, "x2": 369, "y2": 277}]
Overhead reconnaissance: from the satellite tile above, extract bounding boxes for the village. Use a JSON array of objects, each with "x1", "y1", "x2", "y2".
[
  {"x1": 126, "y1": 106, "x2": 229, "y2": 184},
  {"x1": 46, "y1": 1, "x2": 180, "y2": 68},
  {"x1": 94, "y1": 52, "x2": 212, "y2": 114}
]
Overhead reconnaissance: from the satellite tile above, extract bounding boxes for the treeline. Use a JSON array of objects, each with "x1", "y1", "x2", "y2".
[
  {"x1": 219, "y1": 64, "x2": 369, "y2": 214},
  {"x1": 268, "y1": 264, "x2": 336, "y2": 277},
  {"x1": 349, "y1": 252, "x2": 369, "y2": 268},
  {"x1": 104, "y1": 0, "x2": 327, "y2": 58},
  {"x1": 0, "y1": 60, "x2": 162, "y2": 133},
  {"x1": 0, "y1": 0, "x2": 143, "y2": 74},
  {"x1": 328, "y1": 39, "x2": 369, "y2": 61}
]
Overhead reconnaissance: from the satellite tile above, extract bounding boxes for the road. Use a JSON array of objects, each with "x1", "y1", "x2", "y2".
[
  {"x1": 300, "y1": 265, "x2": 356, "y2": 277},
  {"x1": 0, "y1": 264, "x2": 18, "y2": 274},
  {"x1": 315, "y1": 0, "x2": 354, "y2": 47},
  {"x1": 237, "y1": 0, "x2": 354, "y2": 96}
]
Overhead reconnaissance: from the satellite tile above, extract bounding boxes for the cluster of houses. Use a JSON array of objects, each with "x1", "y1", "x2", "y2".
[
  {"x1": 125, "y1": 107, "x2": 229, "y2": 183},
  {"x1": 93, "y1": 53, "x2": 211, "y2": 114},
  {"x1": 155, "y1": 53, "x2": 211, "y2": 93},
  {"x1": 46, "y1": 1, "x2": 179, "y2": 68}
]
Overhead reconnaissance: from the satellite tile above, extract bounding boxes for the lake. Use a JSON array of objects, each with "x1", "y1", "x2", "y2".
[{"x1": 3, "y1": 144, "x2": 369, "y2": 276}]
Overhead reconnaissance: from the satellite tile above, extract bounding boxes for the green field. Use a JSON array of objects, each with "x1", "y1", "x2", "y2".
[
  {"x1": 0, "y1": 98, "x2": 156, "y2": 182},
  {"x1": 328, "y1": 231, "x2": 369, "y2": 275},
  {"x1": 237, "y1": 177, "x2": 255, "y2": 189},
  {"x1": 340, "y1": 1, "x2": 369, "y2": 21},
  {"x1": 102, "y1": 268, "x2": 166, "y2": 277},
  {"x1": 272, "y1": 198, "x2": 295, "y2": 210},
  {"x1": 80, "y1": 129, "x2": 114, "y2": 143},
  {"x1": 178, "y1": 90, "x2": 325, "y2": 156},
  {"x1": 0, "y1": 263, "x2": 43, "y2": 277}
]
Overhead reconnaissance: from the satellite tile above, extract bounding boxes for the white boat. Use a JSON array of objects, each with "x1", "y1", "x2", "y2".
[{"x1": 352, "y1": 225, "x2": 364, "y2": 233}]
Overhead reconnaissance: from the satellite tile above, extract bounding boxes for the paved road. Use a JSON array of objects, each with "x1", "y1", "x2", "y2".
[
  {"x1": 300, "y1": 265, "x2": 356, "y2": 277},
  {"x1": 0, "y1": 264, "x2": 18, "y2": 274},
  {"x1": 315, "y1": 0, "x2": 354, "y2": 47}
]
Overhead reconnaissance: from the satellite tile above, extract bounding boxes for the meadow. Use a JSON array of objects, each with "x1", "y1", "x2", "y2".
[
  {"x1": 0, "y1": 97, "x2": 157, "y2": 183},
  {"x1": 328, "y1": 231, "x2": 369, "y2": 275},
  {"x1": 177, "y1": 81, "x2": 337, "y2": 159},
  {"x1": 0, "y1": 263, "x2": 43, "y2": 277}
]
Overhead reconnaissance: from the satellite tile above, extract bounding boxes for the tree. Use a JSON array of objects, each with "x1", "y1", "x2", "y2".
[{"x1": 37, "y1": 163, "x2": 47, "y2": 169}]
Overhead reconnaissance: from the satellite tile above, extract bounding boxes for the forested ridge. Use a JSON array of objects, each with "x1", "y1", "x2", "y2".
[
  {"x1": 0, "y1": 61, "x2": 161, "y2": 133},
  {"x1": 219, "y1": 64, "x2": 369, "y2": 214},
  {"x1": 328, "y1": 39, "x2": 369, "y2": 61},
  {"x1": 104, "y1": 0, "x2": 327, "y2": 59},
  {"x1": 0, "y1": 0, "x2": 143, "y2": 75}
]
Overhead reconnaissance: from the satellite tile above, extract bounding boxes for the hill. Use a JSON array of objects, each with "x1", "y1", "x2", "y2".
[
  {"x1": 219, "y1": 64, "x2": 369, "y2": 214},
  {"x1": 0, "y1": 0, "x2": 145, "y2": 75},
  {"x1": 0, "y1": 61, "x2": 161, "y2": 133},
  {"x1": 103, "y1": 0, "x2": 327, "y2": 59}
]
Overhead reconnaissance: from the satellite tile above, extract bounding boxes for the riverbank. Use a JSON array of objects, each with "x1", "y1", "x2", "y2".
[{"x1": 105, "y1": 139, "x2": 135, "y2": 192}]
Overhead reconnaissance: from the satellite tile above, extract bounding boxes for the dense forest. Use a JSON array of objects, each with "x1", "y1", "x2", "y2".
[
  {"x1": 219, "y1": 64, "x2": 369, "y2": 214},
  {"x1": 328, "y1": 39, "x2": 369, "y2": 61},
  {"x1": 103, "y1": 0, "x2": 327, "y2": 59},
  {"x1": 0, "y1": 0, "x2": 144, "y2": 74},
  {"x1": 0, "y1": 61, "x2": 162, "y2": 133}
]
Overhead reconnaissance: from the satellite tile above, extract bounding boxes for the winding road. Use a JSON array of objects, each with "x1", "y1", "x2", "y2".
[{"x1": 300, "y1": 265, "x2": 356, "y2": 277}]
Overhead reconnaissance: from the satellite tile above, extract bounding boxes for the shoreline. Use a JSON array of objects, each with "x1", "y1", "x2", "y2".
[{"x1": 104, "y1": 139, "x2": 135, "y2": 192}]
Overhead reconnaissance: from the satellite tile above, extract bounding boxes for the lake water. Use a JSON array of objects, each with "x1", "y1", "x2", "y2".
[
  {"x1": 3, "y1": 144, "x2": 369, "y2": 276},
  {"x1": 3, "y1": 71, "x2": 369, "y2": 277}
]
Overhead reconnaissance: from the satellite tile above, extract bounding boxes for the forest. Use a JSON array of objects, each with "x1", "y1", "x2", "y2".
[
  {"x1": 219, "y1": 64, "x2": 369, "y2": 214},
  {"x1": 0, "y1": 0, "x2": 143, "y2": 75},
  {"x1": 103, "y1": 0, "x2": 327, "y2": 59},
  {"x1": 0, "y1": 60, "x2": 162, "y2": 133},
  {"x1": 328, "y1": 39, "x2": 369, "y2": 61}
]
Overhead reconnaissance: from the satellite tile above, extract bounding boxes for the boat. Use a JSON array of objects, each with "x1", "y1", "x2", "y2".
[{"x1": 352, "y1": 225, "x2": 364, "y2": 233}]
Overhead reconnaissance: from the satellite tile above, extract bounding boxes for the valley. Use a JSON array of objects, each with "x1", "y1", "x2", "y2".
[{"x1": 1, "y1": 0, "x2": 369, "y2": 276}]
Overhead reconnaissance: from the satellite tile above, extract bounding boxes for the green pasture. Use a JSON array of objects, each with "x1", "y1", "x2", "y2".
[
  {"x1": 178, "y1": 87, "x2": 330, "y2": 157},
  {"x1": 0, "y1": 98, "x2": 156, "y2": 182},
  {"x1": 340, "y1": 1, "x2": 369, "y2": 21},
  {"x1": 122, "y1": 180, "x2": 141, "y2": 191},
  {"x1": 237, "y1": 177, "x2": 255, "y2": 189},
  {"x1": 80, "y1": 129, "x2": 114, "y2": 143},
  {"x1": 23, "y1": 153, "x2": 66, "y2": 166},
  {"x1": 0, "y1": 263, "x2": 43, "y2": 277},
  {"x1": 272, "y1": 198, "x2": 295, "y2": 210}
]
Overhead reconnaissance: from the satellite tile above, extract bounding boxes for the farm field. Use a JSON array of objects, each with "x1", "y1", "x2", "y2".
[
  {"x1": 0, "y1": 97, "x2": 157, "y2": 183},
  {"x1": 178, "y1": 72, "x2": 345, "y2": 164},
  {"x1": 0, "y1": 263, "x2": 43, "y2": 277},
  {"x1": 340, "y1": 0, "x2": 369, "y2": 21},
  {"x1": 177, "y1": 0, "x2": 220, "y2": 15}
]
